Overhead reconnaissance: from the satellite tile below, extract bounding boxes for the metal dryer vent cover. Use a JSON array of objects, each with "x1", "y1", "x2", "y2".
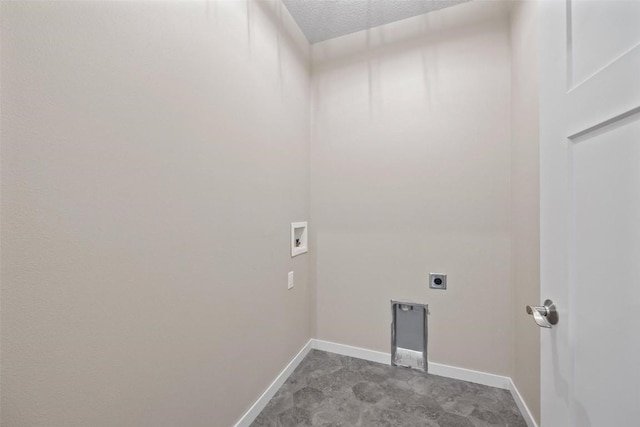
[{"x1": 391, "y1": 300, "x2": 428, "y2": 371}]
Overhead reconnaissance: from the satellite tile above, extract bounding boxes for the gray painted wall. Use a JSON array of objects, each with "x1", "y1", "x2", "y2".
[
  {"x1": 1, "y1": 1, "x2": 541, "y2": 424},
  {"x1": 0, "y1": 1, "x2": 311, "y2": 426},
  {"x1": 509, "y1": 0, "x2": 541, "y2": 422},
  {"x1": 310, "y1": 1, "x2": 515, "y2": 377}
]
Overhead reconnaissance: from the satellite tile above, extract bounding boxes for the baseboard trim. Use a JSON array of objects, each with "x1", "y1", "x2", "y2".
[
  {"x1": 311, "y1": 339, "x2": 390, "y2": 365},
  {"x1": 508, "y1": 379, "x2": 539, "y2": 427},
  {"x1": 428, "y1": 362, "x2": 510, "y2": 389},
  {"x1": 312, "y1": 339, "x2": 510, "y2": 388},
  {"x1": 311, "y1": 339, "x2": 538, "y2": 427},
  {"x1": 234, "y1": 338, "x2": 538, "y2": 427},
  {"x1": 233, "y1": 340, "x2": 313, "y2": 427}
]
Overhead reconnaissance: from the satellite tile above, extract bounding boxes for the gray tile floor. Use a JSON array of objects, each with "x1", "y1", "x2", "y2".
[{"x1": 251, "y1": 350, "x2": 527, "y2": 427}]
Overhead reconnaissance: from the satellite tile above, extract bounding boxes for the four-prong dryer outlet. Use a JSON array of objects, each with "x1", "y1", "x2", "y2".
[{"x1": 429, "y1": 273, "x2": 447, "y2": 290}]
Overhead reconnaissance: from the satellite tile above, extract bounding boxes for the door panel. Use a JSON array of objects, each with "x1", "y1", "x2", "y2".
[
  {"x1": 572, "y1": 114, "x2": 640, "y2": 427},
  {"x1": 570, "y1": 0, "x2": 640, "y2": 86},
  {"x1": 539, "y1": 0, "x2": 640, "y2": 426}
]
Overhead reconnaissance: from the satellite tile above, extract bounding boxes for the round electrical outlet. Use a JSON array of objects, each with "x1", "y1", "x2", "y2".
[{"x1": 429, "y1": 273, "x2": 447, "y2": 290}]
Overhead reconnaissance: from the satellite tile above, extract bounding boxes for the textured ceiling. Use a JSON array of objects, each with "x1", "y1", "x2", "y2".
[{"x1": 282, "y1": 0, "x2": 471, "y2": 44}]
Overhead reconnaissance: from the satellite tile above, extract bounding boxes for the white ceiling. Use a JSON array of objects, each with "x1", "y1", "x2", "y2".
[{"x1": 282, "y1": 0, "x2": 471, "y2": 44}]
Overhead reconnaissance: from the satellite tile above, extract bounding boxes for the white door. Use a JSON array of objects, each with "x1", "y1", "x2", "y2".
[{"x1": 538, "y1": 0, "x2": 640, "y2": 426}]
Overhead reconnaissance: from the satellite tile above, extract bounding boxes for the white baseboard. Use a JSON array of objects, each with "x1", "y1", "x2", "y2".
[
  {"x1": 429, "y1": 362, "x2": 511, "y2": 389},
  {"x1": 311, "y1": 339, "x2": 538, "y2": 427},
  {"x1": 508, "y1": 379, "x2": 539, "y2": 427},
  {"x1": 234, "y1": 338, "x2": 538, "y2": 427},
  {"x1": 312, "y1": 339, "x2": 510, "y2": 388},
  {"x1": 311, "y1": 339, "x2": 390, "y2": 365},
  {"x1": 233, "y1": 340, "x2": 313, "y2": 427}
]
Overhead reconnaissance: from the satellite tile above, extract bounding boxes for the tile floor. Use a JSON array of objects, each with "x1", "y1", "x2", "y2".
[{"x1": 251, "y1": 349, "x2": 527, "y2": 427}]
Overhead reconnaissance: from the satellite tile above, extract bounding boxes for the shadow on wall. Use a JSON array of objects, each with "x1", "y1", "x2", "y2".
[
  {"x1": 311, "y1": 2, "x2": 508, "y2": 117},
  {"x1": 249, "y1": 0, "x2": 310, "y2": 93},
  {"x1": 203, "y1": 0, "x2": 310, "y2": 98}
]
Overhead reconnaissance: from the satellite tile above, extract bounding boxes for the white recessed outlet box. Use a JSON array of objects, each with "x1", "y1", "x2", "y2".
[
  {"x1": 291, "y1": 222, "x2": 308, "y2": 257},
  {"x1": 288, "y1": 271, "x2": 294, "y2": 290}
]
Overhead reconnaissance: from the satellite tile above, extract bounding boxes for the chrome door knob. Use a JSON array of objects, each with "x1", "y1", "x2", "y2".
[{"x1": 526, "y1": 299, "x2": 558, "y2": 328}]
